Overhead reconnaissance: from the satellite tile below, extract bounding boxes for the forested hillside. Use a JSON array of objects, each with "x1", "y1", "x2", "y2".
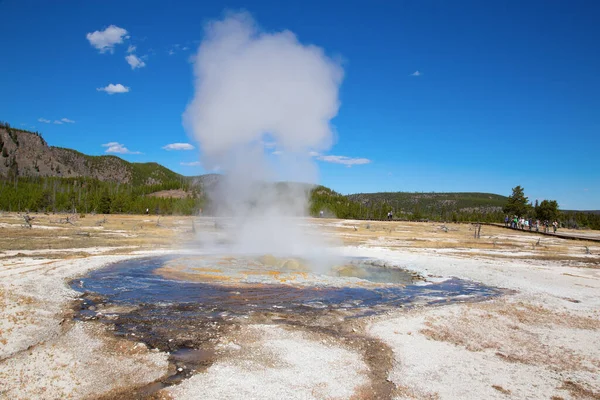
[
  {"x1": 0, "y1": 122, "x2": 201, "y2": 214},
  {"x1": 313, "y1": 188, "x2": 600, "y2": 228},
  {"x1": 345, "y1": 191, "x2": 506, "y2": 222}
]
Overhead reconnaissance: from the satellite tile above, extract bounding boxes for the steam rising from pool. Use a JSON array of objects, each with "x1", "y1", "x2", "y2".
[{"x1": 184, "y1": 11, "x2": 344, "y2": 264}]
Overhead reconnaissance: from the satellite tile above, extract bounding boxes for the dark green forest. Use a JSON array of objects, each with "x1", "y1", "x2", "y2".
[
  {"x1": 312, "y1": 186, "x2": 506, "y2": 222},
  {"x1": 0, "y1": 176, "x2": 202, "y2": 215}
]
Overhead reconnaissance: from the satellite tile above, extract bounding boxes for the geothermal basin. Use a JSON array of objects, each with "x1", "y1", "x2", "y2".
[
  {"x1": 72, "y1": 254, "x2": 504, "y2": 385},
  {"x1": 71, "y1": 254, "x2": 505, "y2": 398}
]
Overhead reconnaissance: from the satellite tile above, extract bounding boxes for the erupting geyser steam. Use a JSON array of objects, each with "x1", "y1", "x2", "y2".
[{"x1": 184, "y1": 12, "x2": 344, "y2": 259}]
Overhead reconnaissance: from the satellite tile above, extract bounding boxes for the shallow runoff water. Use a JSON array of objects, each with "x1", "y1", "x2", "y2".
[{"x1": 73, "y1": 255, "x2": 503, "y2": 317}]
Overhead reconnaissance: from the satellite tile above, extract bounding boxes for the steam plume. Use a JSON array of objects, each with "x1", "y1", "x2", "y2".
[{"x1": 184, "y1": 11, "x2": 343, "y2": 258}]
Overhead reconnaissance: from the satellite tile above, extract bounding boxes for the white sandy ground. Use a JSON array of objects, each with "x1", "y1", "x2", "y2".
[
  {"x1": 1, "y1": 223, "x2": 599, "y2": 399},
  {"x1": 0, "y1": 252, "x2": 171, "y2": 399},
  {"x1": 166, "y1": 324, "x2": 370, "y2": 400},
  {"x1": 341, "y1": 246, "x2": 600, "y2": 399}
]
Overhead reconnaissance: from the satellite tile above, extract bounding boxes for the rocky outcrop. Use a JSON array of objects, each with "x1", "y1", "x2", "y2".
[{"x1": 0, "y1": 127, "x2": 178, "y2": 185}]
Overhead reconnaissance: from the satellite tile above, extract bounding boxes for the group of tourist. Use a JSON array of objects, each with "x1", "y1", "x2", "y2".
[{"x1": 504, "y1": 215, "x2": 559, "y2": 233}]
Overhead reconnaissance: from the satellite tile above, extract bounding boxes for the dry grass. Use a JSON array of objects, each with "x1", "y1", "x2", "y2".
[
  {"x1": 321, "y1": 219, "x2": 599, "y2": 254},
  {"x1": 560, "y1": 380, "x2": 600, "y2": 399},
  {"x1": 315, "y1": 219, "x2": 600, "y2": 269},
  {"x1": 491, "y1": 385, "x2": 511, "y2": 395},
  {"x1": 0, "y1": 213, "x2": 187, "y2": 253},
  {"x1": 2, "y1": 213, "x2": 598, "y2": 261},
  {"x1": 392, "y1": 384, "x2": 440, "y2": 400}
]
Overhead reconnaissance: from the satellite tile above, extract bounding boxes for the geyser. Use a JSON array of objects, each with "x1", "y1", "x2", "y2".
[{"x1": 184, "y1": 12, "x2": 343, "y2": 258}]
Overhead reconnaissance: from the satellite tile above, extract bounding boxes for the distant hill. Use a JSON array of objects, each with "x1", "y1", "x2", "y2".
[
  {"x1": 188, "y1": 173, "x2": 315, "y2": 197},
  {"x1": 347, "y1": 192, "x2": 508, "y2": 217},
  {"x1": 562, "y1": 210, "x2": 600, "y2": 215},
  {"x1": 0, "y1": 124, "x2": 183, "y2": 186},
  {"x1": 188, "y1": 173, "x2": 222, "y2": 192}
]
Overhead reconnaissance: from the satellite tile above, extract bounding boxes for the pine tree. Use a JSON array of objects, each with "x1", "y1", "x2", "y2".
[
  {"x1": 503, "y1": 185, "x2": 530, "y2": 217},
  {"x1": 98, "y1": 191, "x2": 112, "y2": 214},
  {"x1": 536, "y1": 200, "x2": 559, "y2": 221}
]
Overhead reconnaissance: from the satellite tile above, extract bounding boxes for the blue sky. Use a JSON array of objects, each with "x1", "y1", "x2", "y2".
[{"x1": 0, "y1": 0, "x2": 598, "y2": 209}]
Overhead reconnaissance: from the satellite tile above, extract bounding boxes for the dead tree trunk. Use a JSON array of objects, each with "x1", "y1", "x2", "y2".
[
  {"x1": 22, "y1": 214, "x2": 34, "y2": 229},
  {"x1": 473, "y1": 223, "x2": 482, "y2": 239}
]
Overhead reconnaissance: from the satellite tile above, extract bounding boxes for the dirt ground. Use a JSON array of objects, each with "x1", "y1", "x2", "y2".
[{"x1": 1, "y1": 212, "x2": 599, "y2": 399}]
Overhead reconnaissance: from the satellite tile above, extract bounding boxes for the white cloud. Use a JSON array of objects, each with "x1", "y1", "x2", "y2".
[
  {"x1": 410, "y1": 70, "x2": 422, "y2": 77},
  {"x1": 272, "y1": 150, "x2": 283, "y2": 155},
  {"x1": 318, "y1": 155, "x2": 371, "y2": 166},
  {"x1": 97, "y1": 83, "x2": 130, "y2": 94},
  {"x1": 125, "y1": 54, "x2": 146, "y2": 69},
  {"x1": 86, "y1": 25, "x2": 128, "y2": 53},
  {"x1": 102, "y1": 142, "x2": 141, "y2": 154},
  {"x1": 162, "y1": 143, "x2": 195, "y2": 151},
  {"x1": 309, "y1": 152, "x2": 371, "y2": 167},
  {"x1": 180, "y1": 161, "x2": 202, "y2": 166},
  {"x1": 168, "y1": 49, "x2": 175, "y2": 56},
  {"x1": 39, "y1": 117, "x2": 75, "y2": 124},
  {"x1": 127, "y1": 45, "x2": 136, "y2": 53}
]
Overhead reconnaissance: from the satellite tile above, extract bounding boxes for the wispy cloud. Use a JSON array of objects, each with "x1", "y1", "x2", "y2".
[
  {"x1": 166, "y1": 43, "x2": 192, "y2": 55},
  {"x1": 272, "y1": 150, "x2": 283, "y2": 155},
  {"x1": 86, "y1": 25, "x2": 129, "y2": 53},
  {"x1": 410, "y1": 70, "x2": 422, "y2": 77},
  {"x1": 102, "y1": 142, "x2": 141, "y2": 154},
  {"x1": 262, "y1": 141, "x2": 277, "y2": 149},
  {"x1": 310, "y1": 152, "x2": 371, "y2": 167},
  {"x1": 162, "y1": 143, "x2": 195, "y2": 151},
  {"x1": 127, "y1": 45, "x2": 136, "y2": 53},
  {"x1": 97, "y1": 83, "x2": 130, "y2": 94},
  {"x1": 180, "y1": 161, "x2": 202, "y2": 166},
  {"x1": 318, "y1": 155, "x2": 371, "y2": 166},
  {"x1": 38, "y1": 117, "x2": 75, "y2": 124},
  {"x1": 125, "y1": 54, "x2": 146, "y2": 69}
]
